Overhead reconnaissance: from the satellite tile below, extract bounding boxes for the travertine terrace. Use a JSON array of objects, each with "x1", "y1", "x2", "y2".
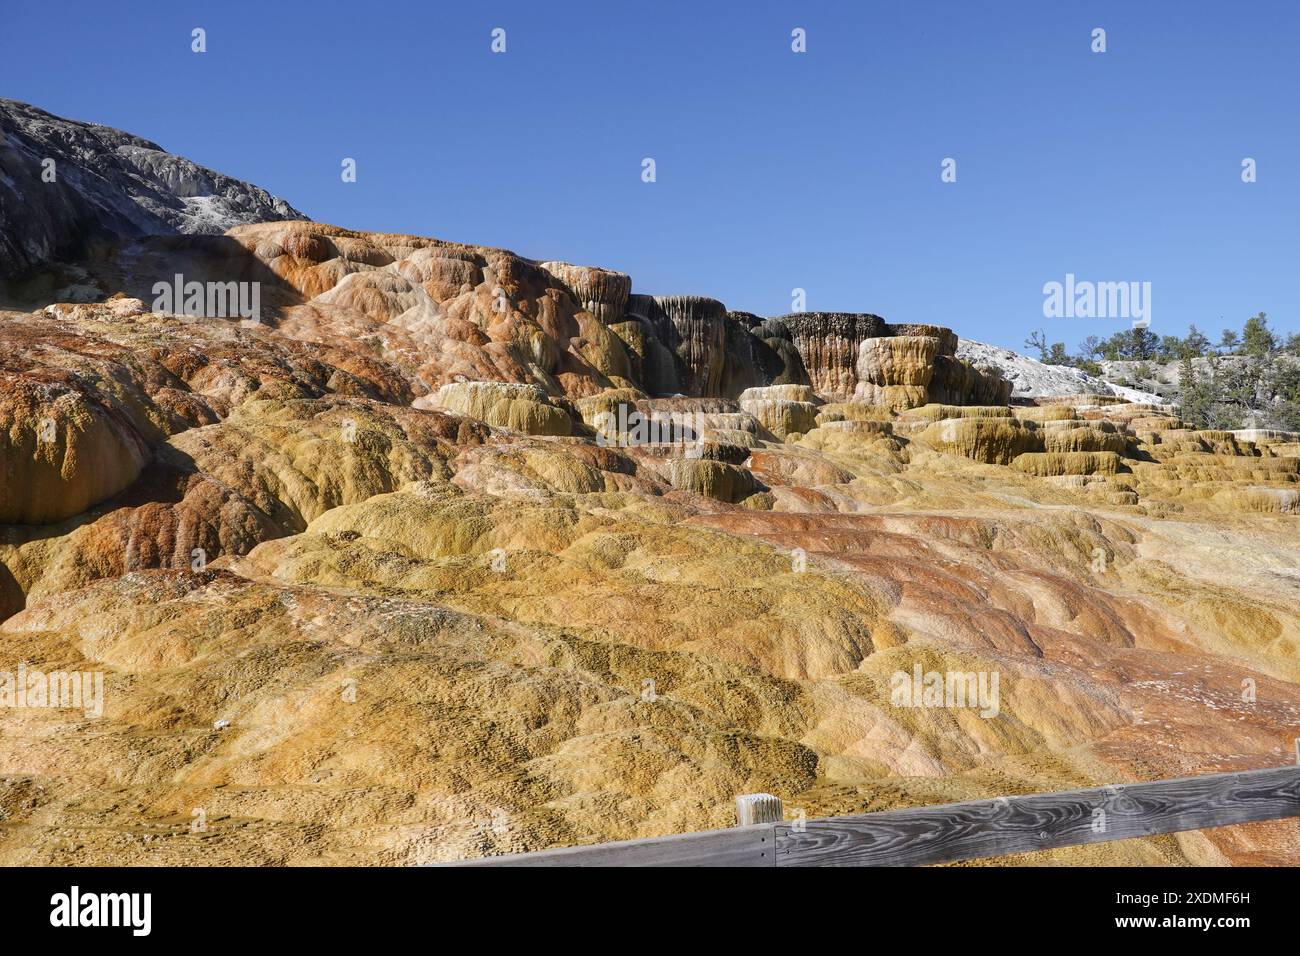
[{"x1": 1, "y1": 219, "x2": 1298, "y2": 866}]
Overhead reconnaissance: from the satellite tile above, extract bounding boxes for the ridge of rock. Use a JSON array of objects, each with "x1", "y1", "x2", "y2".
[{"x1": 0, "y1": 98, "x2": 306, "y2": 279}]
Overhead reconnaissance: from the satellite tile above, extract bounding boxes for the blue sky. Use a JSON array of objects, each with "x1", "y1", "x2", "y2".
[{"x1": 3, "y1": 0, "x2": 1296, "y2": 351}]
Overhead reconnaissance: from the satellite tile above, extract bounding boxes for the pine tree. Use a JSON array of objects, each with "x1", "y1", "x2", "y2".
[
  {"x1": 1179, "y1": 356, "x2": 1211, "y2": 427},
  {"x1": 1241, "y1": 312, "x2": 1276, "y2": 358},
  {"x1": 1182, "y1": 325, "x2": 1209, "y2": 358}
]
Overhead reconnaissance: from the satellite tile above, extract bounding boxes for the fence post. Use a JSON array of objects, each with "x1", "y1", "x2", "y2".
[{"x1": 735, "y1": 793, "x2": 783, "y2": 827}]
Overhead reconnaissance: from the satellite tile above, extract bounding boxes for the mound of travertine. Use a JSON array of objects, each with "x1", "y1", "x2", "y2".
[
  {"x1": 854, "y1": 325, "x2": 1011, "y2": 410},
  {"x1": 917, "y1": 417, "x2": 1040, "y2": 465},
  {"x1": 0, "y1": 298, "x2": 415, "y2": 527},
  {"x1": 737, "y1": 384, "x2": 820, "y2": 440},
  {"x1": 3, "y1": 219, "x2": 1300, "y2": 868},
  {"x1": 40, "y1": 222, "x2": 1015, "y2": 414},
  {"x1": 0, "y1": 370, "x2": 150, "y2": 524},
  {"x1": 423, "y1": 382, "x2": 572, "y2": 436},
  {"x1": 1012, "y1": 451, "x2": 1124, "y2": 477}
]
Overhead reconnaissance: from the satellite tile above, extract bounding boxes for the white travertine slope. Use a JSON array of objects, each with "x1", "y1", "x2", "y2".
[{"x1": 958, "y1": 338, "x2": 1164, "y2": 402}]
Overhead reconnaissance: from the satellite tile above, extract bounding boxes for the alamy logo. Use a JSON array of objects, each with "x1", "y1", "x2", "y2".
[
  {"x1": 1042, "y1": 273, "x2": 1151, "y2": 325},
  {"x1": 593, "y1": 404, "x2": 706, "y2": 454},
  {"x1": 0, "y1": 664, "x2": 104, "y2": 718},
  {"x1": 890, "y1": 664, "x2": 1000, "y2": 718},
  {"x1": 152, "y1": 273, "x2": 261, "y2": 323},
  {"x1": 50, "y1": 886, "x2": 151, "y2": 936}
]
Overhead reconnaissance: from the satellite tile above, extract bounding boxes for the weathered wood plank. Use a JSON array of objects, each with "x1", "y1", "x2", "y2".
[
  {"x1": 446, "y1": 823, "x2": 777, "y2": 867},
  {"x1": 775, "y1": 766, "x2": 1300, "y2": 867},
  {"x1": 441, "y1": 766, "x2": 1300, "y2": 867}
]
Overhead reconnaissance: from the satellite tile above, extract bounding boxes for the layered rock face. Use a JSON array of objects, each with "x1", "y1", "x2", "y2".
[
  {"x1": 738, "y1": 384, "x2": 820, "y2": 440},
  {"x1": 423, "y1": 382, "x2": 573, "y2": 436},
  {"x1": 2, "y1": 121, "x2": 1298, "y2": 866},
  {"x1": 854, "y1": 324, "x2": 1011, "y2": 410},
  {"x1": 929, "y1": 353, "x2": 1014, "y2": 405},
  {"x1": 15, "y1": 198, "x2": 1006, "y2": 412},
  {"x1": 776, "y1": 312, "x2": 887, "y2": 399},
  {"x1": 5, "y1": 284, "x2": 1299, "y2": 867},
  {"x1": 540, "y1": 261, "x2": 630, "y2": 326},
  {"x1": 0, "y1": 99, "x2": 305, "y2": 281},
  {"x1": 624, "y1": 294, "x2": 728, "y2": 396}
]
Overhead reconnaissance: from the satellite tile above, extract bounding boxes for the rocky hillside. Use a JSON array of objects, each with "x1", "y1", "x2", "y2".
[
  {"x1": 0, "y1": 110, "x2": 1297, "y2": 867},
  {"x1": 0, "y1": 99, "x2": 305, "y2": 280},
  {"x1": 958, "y1": 338, "x2": 1163, "y2": 403},
  {"x1": 1100, "y1": 354, "x2": 1300, "y2": 431}
]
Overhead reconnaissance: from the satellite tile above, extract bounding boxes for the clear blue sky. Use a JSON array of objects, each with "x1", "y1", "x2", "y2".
[{"x1": 3, "y1": 0, "x2": 1296, "y2": 351}]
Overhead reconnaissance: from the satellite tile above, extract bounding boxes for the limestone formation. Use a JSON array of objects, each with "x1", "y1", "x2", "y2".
[
  {"x1": 4, "y1": 285, "x2": 1299, "y2": 866},
  {"x1": 1, "y1": 141, "x2": 1298, "y2": 868},
  {"x1": 919, "y1": 417, "x2": 1042, "y2": 465},
  {"x1": 775, "y1": 312, "x2": 887, "y2": 400},
  {"x1": 425, "y1": 381, "x2": 572, "y2": 436},
  {"x1": 738, "y1": 385, "x2": 820, "y2": 440},
  {"x1": 928, "y1": 354, "x2": 1013, "y2": 406},
  {"x1": 858, "y1": 336, "x2": 941, "y2": 388},
  {"x1": 1040, "y1": 421, "x2": 1129, "y2": 455},
  {"x1": 626, "y1": 294, "x2": 728, "y2": 397},
  {"x1": 719, "y1": 314, "x2": 794, "y2": 398},
  {"x1": 748, "y1": 318, "x2": 812, "y2": 391},
  {"x1": 1012, "y1": 451, "x2": 1124, "y2": 477},
  {"x1": 660, "y1": 458, "x2": 758, "y2": 503},
  {"x1": 854, "y1": 332, "x2": 1010, "y2": 410},
  {"x1": 539, "y1": 261, "x2": 631, "y2": 326},
  {"x1": 0, "y1": 389, "x2": 148, "y2": 525}
]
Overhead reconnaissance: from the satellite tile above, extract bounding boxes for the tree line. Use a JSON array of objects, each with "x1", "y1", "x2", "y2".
[
  {"x1": 1025, "y1": 312, "x2": 1300, "y2": 373},
  {"x1": 1023, "y1": 313, "x2": 1300, "y2": 431}
]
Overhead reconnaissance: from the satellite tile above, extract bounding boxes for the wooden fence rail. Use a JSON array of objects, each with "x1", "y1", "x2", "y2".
[{"x1": 452, "y1": 764, "x2": 1300, "y2": 867}]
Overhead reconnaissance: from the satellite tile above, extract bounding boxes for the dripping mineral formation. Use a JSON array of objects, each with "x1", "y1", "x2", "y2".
[{"x1": 0, "y1": 102, "x2": 1298, "y2": 866}]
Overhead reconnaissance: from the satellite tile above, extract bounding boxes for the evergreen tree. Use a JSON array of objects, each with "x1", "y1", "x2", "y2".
[
  {"x1": 1182, "y1": 325, "x2": 1210, "y2": 358},
  {"x1": 1130, "y1": 325, "x2": 1158, "y2": 360},
  {"x1": 1159, "y1": 335, "x2": 1184, "y2": 361},
  {"x1": 1178, "y1": 356, "x2": 1214, "y2": 427},
  {"x1": 1241, "y1": 312, "x2": 1276, "y2": 357}
]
